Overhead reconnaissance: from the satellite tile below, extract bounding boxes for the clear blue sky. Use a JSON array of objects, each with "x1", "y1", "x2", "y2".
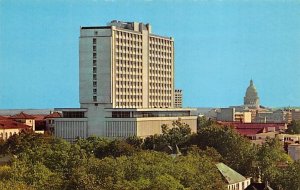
[{"x1": 0, "y1": 0, "x2": 300, "y2": 109}]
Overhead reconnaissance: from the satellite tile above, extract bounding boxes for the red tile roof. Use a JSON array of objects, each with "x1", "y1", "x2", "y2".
[
  {"x1": 44, "y1": 112, "x2": 62, "y2": 118},
  {"x1": 0, "y1": 116, "x2": 9, "y2": 120},
  {"x1": 217, "y1": 121, "x2": 285, "y2": 136},
  {"x1": 0, "y1": 120, "x2": 31, "y2": 130},
  {"x1": 32, "y1": 114, "x2": 47, "y2": 121},
  {"x1": 10, "y1": 112, "x2": 35, "y2": 119},
  {"x1": 236, "y1": 128, "x2": 265, "y2": 136}
]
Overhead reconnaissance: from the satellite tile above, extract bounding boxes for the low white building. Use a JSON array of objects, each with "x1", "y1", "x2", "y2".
[
  {"x1": 0, "y1": 116, "x2": 31, "y2": 140},
  {"x1": 54, "y1": 107, "x2": 197, "y2": 141},
  {"x1": 216, "y1": 163, "x2": 251, "y2": 190}
]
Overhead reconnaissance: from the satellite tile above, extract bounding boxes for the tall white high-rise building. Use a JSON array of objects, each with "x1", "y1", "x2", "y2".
[
  {"x1": 54, "y1": 21, "x2": 197, "y2": 140},
  {"x1": 80, "y1": 20, "x2": 174, "y2": 109}
]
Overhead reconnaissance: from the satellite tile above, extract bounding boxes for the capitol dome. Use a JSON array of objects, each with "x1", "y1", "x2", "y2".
[{"x1": 244, "y1": 80, "x2": 260, "y2": 108}]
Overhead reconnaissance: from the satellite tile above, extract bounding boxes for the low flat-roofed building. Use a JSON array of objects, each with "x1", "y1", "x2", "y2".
[
  {"x1": 217, "y1": 108, "x2": 252, "y2": 123},
  {"x1": 54, "y1": 107, "x2": 197, "y2": 141},
  {"x1": 104, "y1": 108, "x2": 197, "y2": 138},
  {"x1": 53, "y1": 108, "x2": 88, "y2": 142}
]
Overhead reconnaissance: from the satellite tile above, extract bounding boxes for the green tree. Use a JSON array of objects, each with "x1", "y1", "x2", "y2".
[
  {"x1": 0, "y1": 131, "x2": 53, "y2": 155},
  {"x1": 75, "y1": 136, "x2": 110, "y2": 156},
  {"x1": 256, "y1": 137, "x2": 292, "y2": 187},
  {"x1": 142, "y1": 134, "x2": 169, "y2": 151},
  {"x1": 190, "y1": 124, "x2": 257, "y2": 175},
  {"x1": 286, "y1": 120, "x2": 300, "y2": 134},
  {"x1": 126, "y1": 136, "x2": 143, "y2": 149},
  {"x1": 197, "y1": 116, "x2": 214, "y2": 131},
  {"x1": 275, "y1": 160, "x2": 300, "y2": 190},
  {"x1": 95, "y1": 139, "x2": 137, "y2": 158},
  {"x1": 161, "y1": 120, "x2": 191, "y2": 153},
  {"x1": 148, "y1": 174, "x2": 184, "y2": 190}
]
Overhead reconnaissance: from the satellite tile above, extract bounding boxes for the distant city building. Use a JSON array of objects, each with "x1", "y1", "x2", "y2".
[
  {"x1": 217, "y1": 108, "x2": 252, "y2": 123},
  {"x1": 292, "y1": 109, "x2": 300, "y2": 121},
  {"x1": 255, "y1": 109, "x2": 292, "y2": 123},
  {"x1": 244, "y1": 80, "x2": 260, "y2": 109},
  {"x1": 174, "y1": 89, "x2": 183, "y2": 108},
  {"x1": 217, "y1": 121, "x2": 287, "y2": 144},
  {"x1": 54, "y1": 21, "x2": 197, "y2": 141}
]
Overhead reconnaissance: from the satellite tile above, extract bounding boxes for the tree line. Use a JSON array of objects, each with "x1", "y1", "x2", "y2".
[{"x1": 0, "y1": 120, "x2": 299, "y2": 190}]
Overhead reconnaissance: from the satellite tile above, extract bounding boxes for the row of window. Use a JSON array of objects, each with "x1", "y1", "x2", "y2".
[
  {"x1": 149, "y1": 103, "x2": 172, "y2": 108},
  {"x1": 115, "y1": 103, "x2": 143, "y2": 108},
  {"x1": 149, "y1": 57, "x2": 173, "y2": 63},
  {"x1": 116, "y1": 60, "x2": 143, "y2": 66},
  {"x1": 116, "y1": 86, "x2": 143, "y2": 91},
  {"x1": 115, "y1": 40, "x2": 143, "y2": 47},
  {"x1": 116, "y1": 95, "x2": 143, "y2": 99},
  {"x1": 116, "y1": 66, "x2": 143, "y2": 73},
  {"x1": 116, "y1": 53, "x2": 143, "y2": 59},
  {"x1": 115, "y1": 31, "x2": 142, "y2": 40},
  {"x1": 149, "y1": 76, "x2": 172, "y2": 82},
  {"x1": 149, "y1": 89, "x2": 173, "y2": 94},
  {"x1": 150, "y1": 83, "x2": 172, "y2": 88},
  {"x1": 116, "y1": 81, "x2": 143, "y2": 86},
  {"x1": 149, "y1": 37, "x2": 173, "y2": 46},
  {"x1": 150, "y1": 62, "x2": 172, "y2": 68},
  {"x1": 149, "y1": 45, "x2": 172, "y2": 51},
  {"x1": 149, "y1": 50, "x2": 172, "y2": 56},
  {"x1": 116, "y1": 72, "x2": 143, "y2": 77},
  {"x1": 115, "y1": 47, "x2": 143, "y2": 54},
  {"x1": 150, "y1": 70, "x2": 172, "y2": 75},
  {"x1": 116, "y1": 92, "x2": 143, "y2": 96}
]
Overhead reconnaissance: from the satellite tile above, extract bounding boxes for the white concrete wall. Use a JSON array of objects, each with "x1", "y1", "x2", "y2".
[
  {"x1": 82, "y1": 103, "x2": 112, "y2": 137},
  {"x1": 102, "y1": 114, "x2": 197, "y2": 138},
  {"x1": 54, "y1": 118, "x2": 88, "y2": 141},
  {"x1": 227, "y1": 179, "x2": 251, "y2": 190},
  {"x1": 217, "y1": 108, "x2": 235, "y2": 121},
  {"x1": 79, "y1": 28, "x2": 112, "y2": 104},
  {"x1": 25, "y1": 119, "x2": 35, "y2": 131},
  {"x1": 136, "y1": 116, "x2": 197, "y2": 137},
  {"x1": 0, "y1": 129, "x2": 20, "y2": 140}
]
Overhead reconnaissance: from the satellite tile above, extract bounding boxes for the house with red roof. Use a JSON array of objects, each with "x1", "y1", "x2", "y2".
[
  {"x1": 218, "y1": 121, "x2": 287, "y2": 144},
  {"x1": 10, "y1": 112, "x2": 36, "y2": 131},
  {"x1": 0, "y1": 116, "x2": 31, "y2": 140}
]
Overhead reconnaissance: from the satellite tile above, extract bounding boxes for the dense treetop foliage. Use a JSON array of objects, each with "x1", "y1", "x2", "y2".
[
  {"x1": 286, "y1": 120, "x2": 300, "y2": 134},
  {"x1": 0, "y1": 120, "x2": 299, "y2": 190}
]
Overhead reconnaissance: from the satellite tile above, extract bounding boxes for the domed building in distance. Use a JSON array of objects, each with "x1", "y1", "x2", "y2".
[{"x1": 244, "y1": 80, "x2": 260, "y2": 109}]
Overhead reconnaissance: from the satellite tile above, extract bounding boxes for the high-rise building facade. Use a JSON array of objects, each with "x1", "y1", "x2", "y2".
[
  {"x1": 54, "y1": 21, "x2": 197, "y2": 140},
  {"x1": 80, "y1": 20, "x2": 174, "y2": 109}
]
